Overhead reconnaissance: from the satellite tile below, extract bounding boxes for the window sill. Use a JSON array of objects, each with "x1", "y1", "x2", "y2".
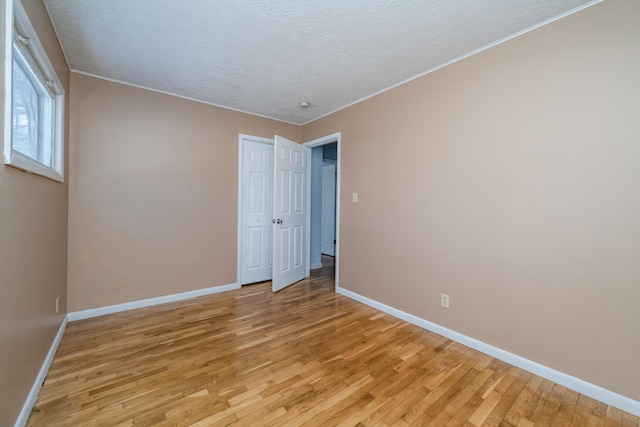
[{"x1": 4, "y1": 151, "x2": 64, "y2": 182}]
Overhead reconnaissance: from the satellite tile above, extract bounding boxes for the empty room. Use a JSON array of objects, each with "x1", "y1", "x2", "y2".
[{"x1": 1, "y1": 0, "x2": 639, "y2": 425}]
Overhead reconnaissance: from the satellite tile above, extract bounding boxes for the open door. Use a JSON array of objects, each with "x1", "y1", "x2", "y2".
[{"x1": 272, "y1": 135, "x2": 310, "y2": 292}]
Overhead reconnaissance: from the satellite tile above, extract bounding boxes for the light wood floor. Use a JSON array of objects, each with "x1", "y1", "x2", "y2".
[{"x1": 29, "y1": 257, "x2": 638, "y2": 426}]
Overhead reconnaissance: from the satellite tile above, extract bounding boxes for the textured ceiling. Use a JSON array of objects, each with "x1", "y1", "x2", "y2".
[{"x1": 44, "y1": 0, "x2": 598, "y2": 125}]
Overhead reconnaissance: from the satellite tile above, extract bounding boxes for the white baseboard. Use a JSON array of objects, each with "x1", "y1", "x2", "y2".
[
  {"x1": 15, "y1": 315, "x2": 68, "y2": 427},
  {"x1": 68, "y1": 283, "x2": 240, "y2": 321},
  {"x1": 336, "y1": 286, "x2": 640, "y2": 417},
  {"x1": 311, "y1": 262, "x2": 323, "y2": 270}
]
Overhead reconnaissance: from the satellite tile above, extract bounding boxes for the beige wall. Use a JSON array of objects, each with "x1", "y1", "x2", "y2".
[
  {"x1": 3, "y1": 0, "x2": 638, "y2": 421},
  {"x1": 67, "y1": 73, "x2": 300, "y2": 311},
  {"x1": 0, "y1": 0, "x2": 69, "y2": 424},
  {"x1": 303, "y1": 0, "x2": 640, "y2": 400}
]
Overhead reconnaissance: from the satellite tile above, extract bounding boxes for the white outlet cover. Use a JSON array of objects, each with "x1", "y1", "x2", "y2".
[{"x1": 441, "y1": 293, "x2": 450, "y2": 308}]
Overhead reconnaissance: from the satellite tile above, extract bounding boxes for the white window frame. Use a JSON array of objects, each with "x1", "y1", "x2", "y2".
[{"x1": 3, "y1": 0, "x2": 65, "y2": 182}]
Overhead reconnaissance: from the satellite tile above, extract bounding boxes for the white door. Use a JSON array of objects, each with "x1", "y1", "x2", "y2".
[
  {"x1": 240, "y1": 138, "x2": 273, "y2": 284},
  {"x1": 272, "y1": 135, "x2": 310, "y2": 292},
  {"x1": 321, "y1": 164, "x2": 336, "y2": 256}
]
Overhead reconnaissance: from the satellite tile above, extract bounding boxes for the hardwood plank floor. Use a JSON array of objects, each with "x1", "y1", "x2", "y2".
[{"x1": 28, "y1": 257, "x2": 638, "y2": 426}]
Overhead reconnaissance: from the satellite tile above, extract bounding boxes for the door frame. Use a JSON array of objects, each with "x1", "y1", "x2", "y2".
[
  {"x1": 303, "y1": 132, "x2": 341, "y2": 289},
  {"x1": 237, "y1": 134, "x2": 274, "y2": 287}
]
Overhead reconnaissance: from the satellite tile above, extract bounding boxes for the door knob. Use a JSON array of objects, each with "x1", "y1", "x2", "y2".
[
  {"x1": 272, "y1": 219, "x2": 276, "y2": 224},
  {"x1": 276, "y1": 219, "x2": 283, "y2": 224}
]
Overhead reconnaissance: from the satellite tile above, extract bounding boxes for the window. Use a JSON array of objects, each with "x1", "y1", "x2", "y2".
[{"x1": 3, "y1": 0, "x2": 64, "y2": 182}]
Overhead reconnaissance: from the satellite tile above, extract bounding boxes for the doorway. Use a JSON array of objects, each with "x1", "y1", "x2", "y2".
[
  {"x1": 237, "y1": 132, "x2": 341, "y2": 290},
  {"x1": 310, "y1": 144, "x2": 337, "y2": 265},
  {"x1": 304, "y1": 133, "x2": 341, "y2": 287}
]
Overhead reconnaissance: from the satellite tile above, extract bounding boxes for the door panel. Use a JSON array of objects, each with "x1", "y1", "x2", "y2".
[
  {"x1": 272, "y1": 135, "x2": 310, "y2": 292},
  {"x1": 294, "y1": 171, "x2": 303, "y2": 212},
  {"x1": 280, "y1": 169, "x2": 291, "y2": 213},
  {"x1": 294, "y1": 225, "x2": 303, "y2": 267},
  {"x1": 249, "y1": 172, "x2": 264, "y2": 213},
  {"x1": 279, "y1": 227, "x2": 290, "y2": 271},
  {"x1": 248, "y1": 227, "x2": 263, "y2": 268}
]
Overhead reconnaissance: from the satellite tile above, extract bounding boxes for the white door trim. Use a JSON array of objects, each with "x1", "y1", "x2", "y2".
[
  {"x1": 237, "y1": 134, "x2": 274, "y2": 287},
  {"x1": 303, "y1": 132, "x2": 341, "y2": 288}
]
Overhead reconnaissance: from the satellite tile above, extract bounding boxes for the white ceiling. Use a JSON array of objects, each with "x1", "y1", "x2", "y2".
[{"x1": 44, "y1": 0, "x2": 598, "y2": 125}]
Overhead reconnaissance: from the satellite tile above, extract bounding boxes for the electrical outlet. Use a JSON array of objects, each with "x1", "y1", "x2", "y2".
[
  {"x1": 440, "y1": 293, "x2": 450, "y2": 309},
  {"x1": 352, "y1": 192, "x2": 358, "y2": 203},
  {"x1": 55, "y1": 297, "x2": 60, "y2": 314}
]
